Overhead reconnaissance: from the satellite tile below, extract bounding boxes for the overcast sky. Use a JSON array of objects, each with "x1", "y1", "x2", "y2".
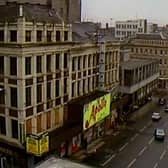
[{"x1": 82, "y1": 0, "x2": 168, "y2": 26}]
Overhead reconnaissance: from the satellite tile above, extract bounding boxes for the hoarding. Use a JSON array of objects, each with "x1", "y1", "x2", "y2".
[
  {"x1": 26, "y1": 133, "x2": 49, "y2": 156},
  {"x1": 83, "y1": 93, "x2": 111, "y2": 130}
]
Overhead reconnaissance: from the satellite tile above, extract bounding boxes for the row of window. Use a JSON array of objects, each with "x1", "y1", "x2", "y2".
[
  {"x1": 132, "y1": 47, "x2": 168, "y2": 55},
  {"x1": 0, "y1": 30, "x2": 69, "y2": 43},
  {"x1": 116, "y1": 24, "x2": 138, "y2": 29}
]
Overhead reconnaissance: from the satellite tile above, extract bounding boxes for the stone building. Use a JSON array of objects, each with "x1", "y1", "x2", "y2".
[
  {"x1": 127, "y1": 33, "x2": 168, "y2": 90},
  {"x1": 0, "y1": 2, "x2": 120, "y2": 167},
  {"x1": 0, "y1": 0, "x2": 81, "y2": 23}
]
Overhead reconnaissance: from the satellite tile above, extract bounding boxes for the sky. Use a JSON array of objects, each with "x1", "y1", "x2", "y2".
[{"x1": 82, "y1": 0, "x2": 168, "y2": 26}]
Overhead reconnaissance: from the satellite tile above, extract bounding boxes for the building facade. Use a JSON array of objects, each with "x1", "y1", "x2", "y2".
[
  {"x1": 127, "y1": 34, "x2": 168, "y2": 90},
  {"x1": 0, "y1": 2, "x2": 120, "y2": 167},
  {"x1": 115, "y1": 19, "x2": 147, "y2": 40}
]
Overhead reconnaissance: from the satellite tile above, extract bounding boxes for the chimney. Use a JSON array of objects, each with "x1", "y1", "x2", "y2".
[
  {"x1": 106, "y1": 23, "x2": 109, "y2": 29},
  {"x1": 19, "y1": 4, "x2": 23, "y2": 17}
]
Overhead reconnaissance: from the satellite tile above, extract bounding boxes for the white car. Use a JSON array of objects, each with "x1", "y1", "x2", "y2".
[
  {"x1": 154, "y1": 128, "x2": 165, "y2": 141},
  {"x1": 152, "y1": 112, "x2": 161, "y2": 121}
]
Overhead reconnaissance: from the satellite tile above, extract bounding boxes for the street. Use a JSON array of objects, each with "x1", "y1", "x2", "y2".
[{"x1": 82, "y1": 101, "x2": 168, "y2": 168}]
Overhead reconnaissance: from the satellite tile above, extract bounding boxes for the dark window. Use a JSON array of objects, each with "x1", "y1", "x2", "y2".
[
  {"x1": 11, "y1": 119, "x2": 18, "y2": 139},
  {"x1": 25, "y1": 30, "x2": 31, "y2": 42},
  {"x1": 64, "y1": 53, "x2": 68, "y2": 69},
  {"x1": 10, "y1": 30, "x2": 17, "y2": 42},
  {"x1": 64, "y1": 31, "x2": 68, "y2": 41},
  {"x1": 0, "y1": 116, "x2": 6, "y2": 135},
  {"x1": 0, "y1": 56, "x2": 4, "y2": 74},
  {"x1": 0, "y1": 86, "x2": 5, "y2": 105},
  {"x1": 83, "y1": 56, "x2": 86, "y2": 69},
  {"x1": 47, "y1": 55, "x2": 51, "y2": 72},
  {"x1": 36, "y1": 56, "x2": 42, "y2": 73},
  {"x1": 37, "y1": 30, "x2": 42, "y2": 42},
  {"x1": 64, "y1": 78, "x2": 67, "y2": 94},
  {"x1": 78, "y1": 57, "x2": 81, "y2": 70},
  {"x1": 37, "y1": 84, "x2": 42, "y2": 103},
  {"x1": 26, "y1": 87, "x2": 31, "y2": 106},
  {"x1": 0, "y1": 30, "x2": 4, "y2": 41},
  {"x1": 77, "y1": 81, "x2": 80, "y2": 95},
  {"x1": 47, "y1": 82, "x2": 51, "y2": 99},
  {"x1": 55, "y1": 80, "x2": 59, "y2": 97},
  {"x1": 47, "y1": 31, "x2": 52, "y2": 42},
  {"x1": 10, "y1": 87, "x2": 17, "y2": 107},
  {"x1": 72, "y1": 83, "x2": 75, "y2": 97},
  {"x1": 72, "y1": 58, "x2": 75, "y2": 71},
  {"x1": 55, "y1": 54, "x2": 60, "y2": 70},
  {"x1": 56, "y1": 31, "x2": 61, "y2": 41},
  {"x1": 25, "y1": 57, "x2": 31, "y2": 75},
  {"x1": 10, "y1": 57, "x2": 17, "y2": 76}
]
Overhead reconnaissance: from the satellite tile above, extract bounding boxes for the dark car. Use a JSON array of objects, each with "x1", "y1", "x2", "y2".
[
  {"x1": 158, "y1": 98, "x2": 166, "y2": 105},
  {"x1": 154, "y1": 128, "x2": 165, "y2": 141}
]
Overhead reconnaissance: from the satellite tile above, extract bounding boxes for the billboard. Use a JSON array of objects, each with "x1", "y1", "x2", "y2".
[
  {"x1": 83, "y1": 93, "x2": 111, "y2": 130},
  {"x1": 26, "y1": 133, "x2": 49, "y2": 156}
]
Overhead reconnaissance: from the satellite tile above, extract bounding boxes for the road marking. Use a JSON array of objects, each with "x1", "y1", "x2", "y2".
[
  {"x1": 130, "y1": 133, "x2": 139, "y2": 142},
  {"x1": 140, "y1": 126, "x2": 147, "y2": 133},
  {"x1": 138, "y1": 146, "x2": 147, "y2": 156},
  {"x1": 153, "y1": 163, "x2": 158, "y2": 168},
  {"x1": 100, "y1": 153, "x2": 116, "y2": 167},
  {"x1": 119, "y1": 142, "x2": 129, "y2": 152},
  {"x1": 148, "y1": 137, "x2": 154, "y2": 145},
  {"x1": 127, "y1": 158, "x2": 136, "y2": 168},
  {"x1": 160, "y1": 150, "x2": 166, "y2": 160}
]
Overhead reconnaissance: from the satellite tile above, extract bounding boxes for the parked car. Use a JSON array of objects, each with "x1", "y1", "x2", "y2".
[
  {"x1": 164, "y1": 104, "x2": 168, "y2": 112},
  {"x1": 152, "y1": 112, "x2": 161, "y2": 121},
  {"x1": 158, "y1": 98, "x2": 166, "y2": 105},
  {"x1": 154, "y1": 128, "x2": 165, "y2": 141}
]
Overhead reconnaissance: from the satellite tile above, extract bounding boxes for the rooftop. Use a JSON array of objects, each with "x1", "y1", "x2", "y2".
[
  {"x1": 134, "y1": 33, "x2": 162, "y2": 40},
  {"x1": 0, "y1": 2, "x2": 62, "y2": 23},
  {"x1": 121, "y1": 58, "x2": 158, "y2": 70}
]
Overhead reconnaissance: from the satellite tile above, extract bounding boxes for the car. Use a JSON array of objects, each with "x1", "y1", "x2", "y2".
[
  {"x1": 152, "y1": 112, "x2": 161, "y2": 121},
  {"x1": 164, "y1": 104, "x2": 168, "y2": 112},
  {"x1": 154, "y1": 128, "x2": 165, "y2": 141},
  {"x1": 158, "y1": 98, "x2": 166, "y2": 105}
]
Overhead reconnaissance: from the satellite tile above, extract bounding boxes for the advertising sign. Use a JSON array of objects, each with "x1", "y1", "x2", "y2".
[
  {"x1": 26, "y1": 133, "x2": 49, "y2": 156},
  {"x1": 83, "y1": 93, "x2": 111, "y2": 130}
]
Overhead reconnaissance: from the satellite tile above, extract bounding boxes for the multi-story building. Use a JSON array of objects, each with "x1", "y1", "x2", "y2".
[
  {"x1": 115, "y1": 19, "x2": 147, "y2": 40},
  {"x1": 127, "y1": 33, "x2": 168, "y2": 90},
  {"x1": 0, "y1": 2, "x2": 120, "y2": 168},
  {"x1": 0, "y1": 0, "x2": 81, "y2": 23},
  {"x1": 119, "y1": 56, "x2": 159, "y2": 113}
]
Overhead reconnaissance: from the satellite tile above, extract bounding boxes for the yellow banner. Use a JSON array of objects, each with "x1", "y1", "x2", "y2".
[
  {"x1": 83, "y1": 93, "x2": 111, "y2": 130},
  {"x1": 39, "y1": 135, "x2": 49, "y2": 156},
  {"x1": 26, "y1": 136, "x2": 39, "y2": 155},
  {"x1": 26, "y1": 133, "x2": 49, "y2": 156}
]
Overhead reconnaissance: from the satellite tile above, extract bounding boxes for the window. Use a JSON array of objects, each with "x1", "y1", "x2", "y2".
[
  {"x1": 64, "y1": 78, "x2": 67, "y2": 94},
  {"x1": 72, "y1": 58, "x2": 75, "y2": 71},
  {"x1": 55, "y1": 80, "x2": 60, "y2": 97},
  {"x1": 56, "y1": 31, "x2": 61, "y2": 41},
  {"x1": 0, "y1": 56, "x2": 4, "y2": 74},
  {"x1": 46, "y1": 111, "x2": 51, "y2": 129},
  {"x1": 37, "y1": 30, "x2": 42, "y2": 42},
  {"x1": 36, "y1": 56, "x2": 42, "y2": 73},
  {"x1": 37, "y1": 84, "x2": 42, "y2": 103},
  {"x1": 10, "y1": 57, "x2": 17, "y2": 75},
  {"x1": 78, "y1": 57, "x2": 81, "y2": 70},
  {"x1": 25, "y1": 57, "x2": 31, "y2": 75},
  {"x1": 47, "y1": 82, "x2": 51, "y2": 99},
  {"x1": 64, "y1": 31, "x2": 68, "y2": 41},
  {"x1": 0, "y1": 30, "x2": 4, "y2": 41},
  {"x1": 11, "y1": 119, "x2": 18, "y2": 139},
  {"x1": 10, "y1": 87, "x2": 17, "y2": 107},
  {"x1": 0, "y1": 86, "x2": 4, "y2": 105},
  {"x1": 0, "y1": 116, "x2": 6, "y2": 135},
  {"x1": 47, "y1": 31, "x2": 52, "y2": 42},
  {"x1": 72, "y1": 82, "x2": 75, "y2": 97},
  {"x1": 26, "y1": 87, "x2": 31, "y2": 106},
  {"x1": 37, "y1": 115, "x2": 42, "y2": 133},
  {"x1": 25, "y1": 31, "x2": 31, "y2": 42},
  {"x1": 10, "y1": 30, "x2": 17, "y2": 42},
  {"x1": 64, "y1": 53, "x2": 68, "y2": 69},
  {"x1": 47, "y1": 55, "x2": 51, "y2": 72},
  {"x1": 55, "y1": 54, "x2": 60, "y2": 70}
]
